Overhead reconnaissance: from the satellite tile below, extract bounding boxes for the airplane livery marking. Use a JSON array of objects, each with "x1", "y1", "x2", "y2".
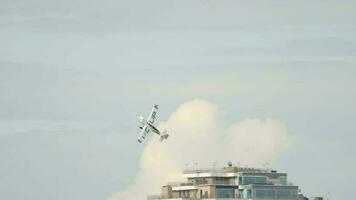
[
  {"x1": 144, "y1": 126, "x2": 150, "y2": 134},
  {"x1": 137, "y1": 105, "x2": 169, "y2": 143},
  {"x1": 149, "y1": 111, "x2": 156, "y2": 124}
]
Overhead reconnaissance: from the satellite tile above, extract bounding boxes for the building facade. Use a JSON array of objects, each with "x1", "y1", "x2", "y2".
[{"x1": 149, "y1": 163, "x2": 300, "y2": 200}]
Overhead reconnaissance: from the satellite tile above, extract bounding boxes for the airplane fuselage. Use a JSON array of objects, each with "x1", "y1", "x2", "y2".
[
  {"x1": 137, "y1": 104, "x2": 168, "y2": 143},
  {"x1": 146, "y1": 122, "x2": 160, "y2": 135}
]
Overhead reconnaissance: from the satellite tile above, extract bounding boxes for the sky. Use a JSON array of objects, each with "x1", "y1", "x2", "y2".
[{"x1": 0, "y1": 0, "x2": 356, "y2": 199}]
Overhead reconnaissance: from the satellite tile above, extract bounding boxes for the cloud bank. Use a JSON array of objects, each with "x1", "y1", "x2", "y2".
[{"x1": 110, "y1": 99, "x2": 296, "y2": 200}]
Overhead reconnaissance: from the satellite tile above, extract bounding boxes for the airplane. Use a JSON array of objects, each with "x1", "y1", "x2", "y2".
[{"x1": 137, "y1": 104, "x2": 169, "y2": 143}]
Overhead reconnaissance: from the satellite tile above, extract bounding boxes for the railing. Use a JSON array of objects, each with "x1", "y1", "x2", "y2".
[
  {"x1": 183, "y1": 168, "x2": 226, "y2": 174},
  {"x1": 166, "y1": 181, "x2": 235, "y2": 187},
  {"x1": 149, "y1": 198, "x2": 296, "y2": 200},
  {"x1": 212, "y1": 180, "x2": 234, "y2": 185},
  {"x1": 167, "y1": 182, "x2": 195, "y2": 187},
  {"x1": 183, "y1": 168, "x2": 271, "y2": 174},
  {"x1": 148, "y1": 197, "x2": 244, "y2": 200}
]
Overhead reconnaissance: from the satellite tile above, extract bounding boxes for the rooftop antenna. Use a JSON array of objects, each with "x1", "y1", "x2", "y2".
[
  {"x1": 195, "y1": 162, "x2": 201, "y2": 177},
  {"x1": 266, "y1": 162, "x2": 270, "y2": 171},
  {"x1": 262, "y1": 162, "x2": 270, "y2": 168},
  {"x1": 326, "y1": 191, "x2": 331, "y2": 200}
]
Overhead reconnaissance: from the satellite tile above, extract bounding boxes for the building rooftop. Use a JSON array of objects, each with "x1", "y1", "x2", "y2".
[
  {"x1": 149, "y1": 164, "x2": 302, "y2": 200},
  {"x1": 183, "y1": 166, "x2": 273, "y2": 174}
]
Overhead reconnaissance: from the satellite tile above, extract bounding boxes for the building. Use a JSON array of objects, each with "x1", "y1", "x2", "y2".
[{"x1": 148, "y1": 163, "x2": 300, "y2": 200}]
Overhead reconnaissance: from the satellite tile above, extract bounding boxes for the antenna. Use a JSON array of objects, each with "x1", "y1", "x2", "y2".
[
  {"x1": 194, "y1": 162, "x2": 200, "y2": 176},
  {"x1": 327, "y1": 191, "x2": 331, "y2": 200}
]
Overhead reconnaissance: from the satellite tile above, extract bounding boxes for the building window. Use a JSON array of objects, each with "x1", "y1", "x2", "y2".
[
  {"x1": 251, "y1": 188, "x2": 297, "y2": 199},
  {"x1": 243, "y1": 189, "x2": 252, "y2": 199},
  {"x1": 242, "y1": 176, "x2": 267, "y2": 185},
  {"x1": 276, "y1": 189, "x2": 297, "y2": 199},
  {"x1": 278, "y1": 176, "x2": 287, "y2": 185},
  {"x1": 195, "y1": 178, "x2": 208, "y2": 185},
  {"x1": 255, "y1": 189, "x2": 275, "y2": 199},
  {"x1": 216, "y1": 188, "x2": 235, "y2": 198}
]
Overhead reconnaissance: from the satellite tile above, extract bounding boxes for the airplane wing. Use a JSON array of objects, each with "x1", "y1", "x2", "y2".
[
  {"x1": 138, "y1": 125, "x2": 151, "y2": 143},
  {"x1": 146, "y1": 104, "x2": 158, "y2": 125}
]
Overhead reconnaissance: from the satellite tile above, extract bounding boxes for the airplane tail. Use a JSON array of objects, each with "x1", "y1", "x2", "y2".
[{"x1": 159, "y1": 129, "x2": 169, "y2": 142}]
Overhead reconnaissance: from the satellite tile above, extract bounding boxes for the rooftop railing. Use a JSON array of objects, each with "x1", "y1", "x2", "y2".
[
  {"x1": 148, "y1": 197, "x2": 244, "y2": 200},
  {"x1": 167, "y1": 182, "x2": 195, "y2": 187},
  {"x1": 183, "y1": 167, "x2": 271, "y2": 174},
  {"x1": 166, "y1": 181, "x2": 236, "y2": 187}
]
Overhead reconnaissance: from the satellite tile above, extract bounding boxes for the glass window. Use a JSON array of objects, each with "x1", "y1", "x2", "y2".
[
  {"x1": 242, "y1": 176, "x2": 267, "y2": 185},
  {"x1": 243, "y1": 177, "x2": 254, "y2": 185},
  {"x1": 216, "y1": 188, "x2": 235, "y2": 198},
  {"x1": 251, "y1": 188, "x2": 298, "y2": 199},
  {"x1": 255, "y1": 177, "x2": 267, "y2": 184},
  {"x1": 255, "y1": 189, "x2": 275, "y2": 199},
  {"x1": 276, "y1": 189, "x2": 297, "y2": 199},
  {"x1": 278, "y1": 176, "x2": 287, "y2": 185},
  {"x1": 243, "y1": 189, "x2": 252, "y2": 199},
  {"x1": 195, "y1": 178, "x2": 207, "y2": 184}
]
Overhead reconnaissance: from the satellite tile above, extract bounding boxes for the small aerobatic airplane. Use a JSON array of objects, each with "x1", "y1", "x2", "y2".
[{"x1": 137, "y1": 105, "x2": 169, "y2": 143}]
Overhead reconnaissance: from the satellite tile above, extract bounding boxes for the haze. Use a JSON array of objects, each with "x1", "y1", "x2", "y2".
[{"x1": 0, "y1": 0, "x2": 356, "y2": 199}]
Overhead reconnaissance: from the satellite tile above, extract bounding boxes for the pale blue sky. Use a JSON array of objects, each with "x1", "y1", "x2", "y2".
[{"x1": 1, "y1": 0, "x2": 356, "y2": 199}]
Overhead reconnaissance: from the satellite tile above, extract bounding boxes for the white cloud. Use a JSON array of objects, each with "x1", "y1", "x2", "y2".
[
  {"x1": 109, "y1": 99, "x2": 296, "y2": 200},
  {"x1": 226, "y1": 118, "x2": 296, "y2": 165}
]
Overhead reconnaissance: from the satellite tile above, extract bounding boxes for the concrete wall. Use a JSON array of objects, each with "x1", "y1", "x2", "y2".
[
  {"x1": 171, "y1": 190, "x2": 197, "y2": 199},
  {"x1": 196, "y1": 185, "x2": 215, "y2": 198},
  {"x1": 161, "y1": 185, "x2": 172, "y2": 199}
]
